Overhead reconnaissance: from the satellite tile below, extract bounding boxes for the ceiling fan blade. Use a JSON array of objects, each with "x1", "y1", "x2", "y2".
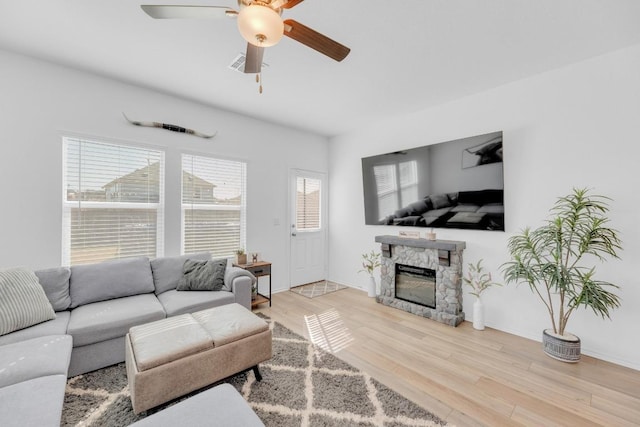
[
  {"x1": 269, "y1": 0, "x2": 303, "y2": 9},
  {"x1": 283, "y1": 19, "x2": 350, "y2": 62},
  {"x1": 141, "y1": 5, "x2": 235, "y2": 19},
  {"x1": 282, "y1": 0, "x2": 305, "y2": 9},
  {"x1": 244, "y1": 43, "x2": 264, "y2": 73}
]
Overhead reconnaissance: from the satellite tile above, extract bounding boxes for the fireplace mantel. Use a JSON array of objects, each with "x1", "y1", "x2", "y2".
[
  {"x1": 374, "y1": 235, "x2": 466, "y2": 251},
  {"x1": 375, "y1": 235, "x2": 466, "y2": 326}
]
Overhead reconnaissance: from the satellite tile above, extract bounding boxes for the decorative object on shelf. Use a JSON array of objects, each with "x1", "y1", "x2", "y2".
[
  {"x1": 235, "y1": 248, "x2": 247, "y2": 265},
  {"x1": 398, "y1": 230, "x2": 420, "y2": 239},
  {"x1": 359, "y1": 250, "x2": 381, "y2": 297},
  {"x1": 122, "y1": 113, "x2": 217, "y2": 139},
  {"x1": 425, "y1": 228, "x2": 436, "y2": 241},
  {"x1": 502, "y1": 188, "x2": 622, "y2": 363},
  {"x1": 250, "y1": 252, "x2": 260, "y2": 264},
  {"x1": 463, "y1": 259, "x2": 501, "y2": 330}
]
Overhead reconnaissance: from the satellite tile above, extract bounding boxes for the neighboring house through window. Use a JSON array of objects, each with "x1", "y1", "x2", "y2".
[
  {"x1": 62, "y1": 137, "x2": 164, "y2": 266},
  {"x1": 182, "y1": 154, "x2": 246, "y2": 258}
]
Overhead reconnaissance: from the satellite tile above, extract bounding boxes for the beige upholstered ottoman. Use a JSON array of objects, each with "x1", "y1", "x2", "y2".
[{"x1": 125, "y1": 303, "x2": 272, "y2": 414}]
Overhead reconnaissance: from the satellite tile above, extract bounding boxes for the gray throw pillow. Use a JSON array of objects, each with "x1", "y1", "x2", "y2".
[
  {"x1": 0, "y1": 268, "x2": 56, "y2": 336},
  {"x1": 177, "y1": 259, "x2": 227, "y2": 291},
  {"x1": 430, "y1": 193, "x2": 452, "y2": 209}
]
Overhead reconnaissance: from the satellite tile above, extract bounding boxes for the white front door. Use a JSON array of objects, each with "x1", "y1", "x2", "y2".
[{"x1": 289, "y1": 169, "x2": 326, "y2": 287}]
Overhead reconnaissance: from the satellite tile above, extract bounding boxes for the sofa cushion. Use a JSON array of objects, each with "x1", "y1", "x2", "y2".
[
  {"x1": 68, "y1": 294, "x2": 165, "y2": 347},
  {"x1": 0, "y1": 375, "x2": 69, "y2": 427},
  {"x1": 69, "y1": 257, "x2": 155, "y2": 308},
  {"x1": 129, "y1": 315, "x2": 213, "y2": 372},
  {"x1": 447, "y1": 212, "x2": 486, "y2": 225},
  {"x1": 192, "y1": 303, "x2": 269, "y2": 347},
  {"x1": 393, "y1": 206, "x2": 411, "y2": 219},
  {"x1": 450, "y1": 204, "x2": 480, "y2": 213},
  {"x1": 477, "y1": 203, "x2": 505, "y2": 214},
  {"x1": 405, "y1": 199, "x2": 431, "y2": 216},
  {"x1": 34, "y1": 267, "x2": 71, "y2": 312},
  {"x1": 421, "y1": 206, "x2": 453, "y2": 226},
  {"x1": 0, "y1": 268, "x2": 56, "y2": 336},
  {"x1": 0, "y1": 311, "x2": 70, "y2": 347},
  {"x1": 157, "y1": 289, "x2": 235, "y2": 317},
  {"x1": 0, "y1": 335, "x2": 72, "y2": 388},
  {"x1": 177, "y1": 259, "x2": 227, "y2": 292},
  {"x1": 150, "y1": 253, "x2": 211, "y2": 295}
]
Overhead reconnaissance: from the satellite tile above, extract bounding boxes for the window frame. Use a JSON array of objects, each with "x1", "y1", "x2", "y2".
[
  {"x1": 61, "y1": 135, "x2": 165, "y2": 266},
  {"x1": 180, "y1": 151, "x2": 247, "y2": 258}
]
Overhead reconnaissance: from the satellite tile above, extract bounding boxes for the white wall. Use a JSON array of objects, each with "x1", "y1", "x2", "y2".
[
  {"x1": 429, "y1": 132, "x2": 503, "y2": 194},
  {"x1": 328, "y1": 43, "x2": 640, "y2": 370},
  {"x1": 0, "y1": 49, "x2": 328, "y2": 294}
]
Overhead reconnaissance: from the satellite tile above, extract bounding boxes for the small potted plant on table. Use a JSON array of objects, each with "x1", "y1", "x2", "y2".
[{"x1": 235, "y1": 248, "x2": 247, "y2": 265}]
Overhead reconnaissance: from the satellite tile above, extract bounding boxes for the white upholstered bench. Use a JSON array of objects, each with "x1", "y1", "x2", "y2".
[{"x1": 125, "y1": 303, "x2": 271, "y2": 414}]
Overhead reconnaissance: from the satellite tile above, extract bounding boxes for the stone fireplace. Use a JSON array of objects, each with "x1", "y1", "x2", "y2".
[{"x1": 375, "y1": 235, "x2": 465, "y2": 326}]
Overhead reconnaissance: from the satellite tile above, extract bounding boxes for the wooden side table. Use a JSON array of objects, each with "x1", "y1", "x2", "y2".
[{"x1": 232, "y1": 261, "x2": 272, "y2": 308}]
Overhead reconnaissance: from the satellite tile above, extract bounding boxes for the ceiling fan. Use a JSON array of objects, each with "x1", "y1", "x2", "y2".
[{"x1": 140, "y1": 0, "x2": 351, "y2": 74}]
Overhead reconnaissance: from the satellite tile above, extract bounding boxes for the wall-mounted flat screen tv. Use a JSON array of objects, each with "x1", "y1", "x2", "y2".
[{"x1": 362, "y1": 131, "x2": 504, "y2": 231}]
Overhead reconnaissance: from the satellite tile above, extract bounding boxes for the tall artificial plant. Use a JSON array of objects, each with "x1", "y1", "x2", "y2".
[{"x1": 502, "y1": 188, "x2": 622, "y2": 336}]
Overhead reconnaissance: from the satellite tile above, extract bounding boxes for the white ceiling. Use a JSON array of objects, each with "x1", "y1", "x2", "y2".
[{"x1": 2, "y1": 1, "x2": 640, "y2": 137}]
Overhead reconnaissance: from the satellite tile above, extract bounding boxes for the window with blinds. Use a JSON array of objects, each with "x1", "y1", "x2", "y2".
[
  {"x1": 62, "y1": 137, "x2": 164, "y2": 266},
  {"x1": 182, "y1": 154, "x2": 246, "y2": 258},
  {"x1": 373, "y1": 160, "x2": 418, "y2": 220},
  {"x1": 296, "y1": 176, "x2": 321, "y2": 230}
]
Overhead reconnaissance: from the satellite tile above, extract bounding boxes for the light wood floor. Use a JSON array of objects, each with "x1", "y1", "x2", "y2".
[{"x1": 256, "y1": 287, "x2": 640, "y2": 427}]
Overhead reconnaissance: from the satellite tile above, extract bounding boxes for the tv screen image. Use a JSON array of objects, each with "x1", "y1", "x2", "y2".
[{"x1": 361, "y1": 131, "x2": 504, "y2": 231}]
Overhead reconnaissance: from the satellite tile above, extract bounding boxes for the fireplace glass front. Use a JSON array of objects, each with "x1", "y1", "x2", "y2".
[{"x1": 394, "y1": 263, "x2": 436, "y2": 308}]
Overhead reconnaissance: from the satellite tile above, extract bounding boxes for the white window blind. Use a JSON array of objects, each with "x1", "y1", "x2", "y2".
[
  {"x1": 62, "y1": 137, "x2": 164, "y2": 266},
  {"x1": 373, "y1": 161, "x2": 418, "y2": 220},
  {"x1": 182, "y1": 154, "x2": 246, "y2": 258},
  {"x1": 296, "y1": 177, "x2": 321, "y2": 231},
  {"x1": 373, "y1": 164, "x2": 398, "y2": 220},
  {"x1": 399, "y1": 160, "x2": 418, "y2": 207}
]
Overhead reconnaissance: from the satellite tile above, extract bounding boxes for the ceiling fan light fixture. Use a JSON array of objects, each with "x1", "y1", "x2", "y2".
[{"x1": 237, "y1": 4, "x2": 284, "y2": 47}]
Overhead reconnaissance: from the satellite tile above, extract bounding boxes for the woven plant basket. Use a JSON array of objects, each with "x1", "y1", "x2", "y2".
[{"x1": 542, "y1": 329, "x2": 581, "y2": 363}]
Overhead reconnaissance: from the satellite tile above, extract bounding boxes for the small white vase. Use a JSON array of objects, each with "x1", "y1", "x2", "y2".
[
  {"x1": 473, "y1": 297, "x2": 485, "y2": 330},
  {"x1": 367, "y1": 276, "x2": 377, "y2": 298}
]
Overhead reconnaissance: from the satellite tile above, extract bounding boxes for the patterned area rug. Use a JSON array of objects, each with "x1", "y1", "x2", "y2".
[
  {"x1": 290, "y1": 280, "x2": 348, "y2": 299},
  {"x1": 61, "y1": 317, "x2": 448, "y2": 426}
]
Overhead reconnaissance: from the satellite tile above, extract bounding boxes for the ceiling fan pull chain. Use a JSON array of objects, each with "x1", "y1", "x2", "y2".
[{"x1": 258, "y1": 72, "x2": 263, "y2": 94}]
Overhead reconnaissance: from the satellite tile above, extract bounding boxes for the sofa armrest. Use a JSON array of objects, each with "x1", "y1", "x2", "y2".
[{"x1": 225, "y1": 267, "x2": 255, "y2": 310}]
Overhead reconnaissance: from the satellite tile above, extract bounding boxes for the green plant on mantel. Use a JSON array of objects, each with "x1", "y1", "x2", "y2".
[
  {"x1": 359, "y1": 250, "x2": 381, "y2": 277},
  {"x1": 502, "y1": 188, "x2": 622, "y2": 337},
  {"x1": 463, "y1": 259, "x2": 501, "y2": 298}
]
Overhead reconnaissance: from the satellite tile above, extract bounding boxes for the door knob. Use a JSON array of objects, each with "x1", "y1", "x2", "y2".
[{"x1": 291, "y1": 232, "x2": 297, "y2": 236}]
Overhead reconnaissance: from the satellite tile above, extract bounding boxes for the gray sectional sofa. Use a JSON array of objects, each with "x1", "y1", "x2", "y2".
[{"x1": 0, "y1": 253, "x2": 254, "y2": 426}]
